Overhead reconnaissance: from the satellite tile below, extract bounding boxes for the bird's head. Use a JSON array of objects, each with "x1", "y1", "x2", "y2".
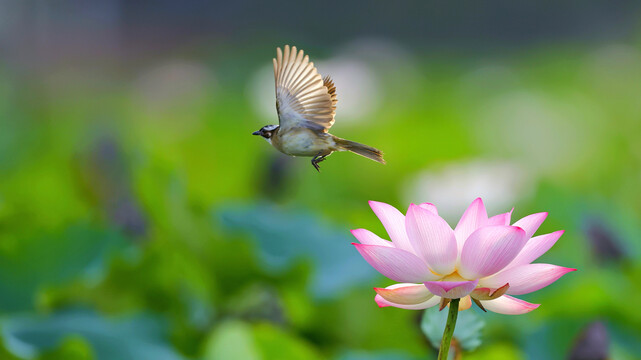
[{"x1": 252, "y1": 125, "x2": 279, "y2": 143}]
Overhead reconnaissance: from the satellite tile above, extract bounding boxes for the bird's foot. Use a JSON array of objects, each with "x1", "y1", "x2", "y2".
[{"x1": 311, "y1": 153, "x2": 327, "y2": 172}]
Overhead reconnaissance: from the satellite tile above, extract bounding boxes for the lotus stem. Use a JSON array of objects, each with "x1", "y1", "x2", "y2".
[{"x1": 437, "y1": 297, "x2": 460, "y2": 360}]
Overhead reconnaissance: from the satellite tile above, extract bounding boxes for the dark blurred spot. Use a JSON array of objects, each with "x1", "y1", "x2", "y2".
[
  {"x1": 568, "y1": 321, "x2": 609, "y2": 360},
  {"x1": 582, "y1": 216, "x2": 625, "y2": 264},
  {"x1": 259, "y1": 154, "x2": 293, "y2": 199},
  {"x1": 228, "y1": 285, "x2": 285, "y2": 325},
  {"x1": 110, "y1": 199, "x2": 147, "y2": 237},
  {"x1": 77, "y1": 134, "x2": 147, "y2": 238}
]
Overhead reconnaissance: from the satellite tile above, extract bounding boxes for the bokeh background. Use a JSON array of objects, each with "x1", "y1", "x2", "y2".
[{"x1": 1, "y1": 1, "x2": 641, "y2": 359}]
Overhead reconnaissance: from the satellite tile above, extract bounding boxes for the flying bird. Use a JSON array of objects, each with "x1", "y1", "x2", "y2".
[{"x1": 253, "y1": 45, "x2": 385, "y2": 171}]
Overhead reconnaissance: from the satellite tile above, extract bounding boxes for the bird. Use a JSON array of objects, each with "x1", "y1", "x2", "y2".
[{"x1": 253, "y1": 45, "x2": 385, "y2": 172}]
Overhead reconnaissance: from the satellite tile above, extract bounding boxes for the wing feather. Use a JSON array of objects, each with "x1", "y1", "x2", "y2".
[
  {"x1": 289, "y1": 56, "x2": 310, "y2": 88},
  {"x1": 290, "y1": 66, "x2": 316, "y2": 91},
  {"x1": 286, "y1": 48, "x2": 305, "y2": 85},
  {"x1": 274, "y1": 45, "x2": 337, "y2": 132}
]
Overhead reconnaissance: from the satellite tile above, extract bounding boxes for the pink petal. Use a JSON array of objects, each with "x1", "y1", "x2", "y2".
[
  {"x1": 375, "y1": 293, "x2": 441, "y2": 310},
  {"x1": 506, "y1": 230, "x2": 564, "y2": 268},
  {"x1": 351, "y1": 229, "x2": 393, "y2": 247},
  {"x1": 353, "y1": 243, "x2": 439, "y2": 283},
  {"x1": 479, "y1": 295, "x2": 540, "y2": 315},
  {"x1": 513, "y1": 212, "x2": 548, "y2": 239},
  {"x1": 374, "y1": 283, "x2": 434, "y2": 305},
  {"x1": 423, "y1": 279, "x2": 479, "y2": 299},
  {"x1": 454, "y1": 198, "x2": 488, "y2": 249},
  {"x1": 458, "y1": 226, "x2": 527, "y2": 279},
  {"x1": 480, "y1": 264, "x2": 577, "y2": 295},
  {"x1": 405, "y1": 204, "x2": 458, "y2": 275},
  {"x1": 418, "y1": 203, "x2": 438, "y2": 215},
  {"x1": 487, "y1": 209, "x2": 513, "y2": 226},
  {"x1": 369, "y1": 201, "x2": 414, "y2": 253}
]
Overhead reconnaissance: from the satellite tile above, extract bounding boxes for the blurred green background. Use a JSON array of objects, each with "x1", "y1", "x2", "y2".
[{"x1": 1, "y1": 1, "x2": 641, "y2": 359}]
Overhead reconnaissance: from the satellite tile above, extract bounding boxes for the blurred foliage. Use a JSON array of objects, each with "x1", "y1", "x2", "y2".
[
  {"x1": 0, "y1": 224, "x2": 128, "y2": 312},
  {"x1": 1, "y1": 25, "x2": 641, "y2": 359},
  {"x1": 217, "y1": 202, "x2": 377, "y2": 299},
  {"x1": 421, "y1": 306, "x2": 484, "y2": 354},
  {"x1": 3, "y1": 309, "x2": 183, "y2": 360}
]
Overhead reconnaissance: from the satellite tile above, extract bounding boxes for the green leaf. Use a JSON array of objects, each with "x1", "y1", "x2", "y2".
[
  {"x1": 36, "y1": 335, "x2": 95, "y2": 360},
  {"x1": 203, "y1": 321, "x2": 322, "y2": 360},
  {"x1": 252, "y1": 323, "x2": 322, "y2": 360},
  {"x1": 465, "y1": 342, "x2": 525, "y2": 360},
  {"x1": 0, "y1": 224, "x2": 129, "y2": 311},
  {"x1": 217, "y1": 202, "x2": 376, "y2": 299},
  {"x1": 421, "y1": 307, "x2": 484, "y2": 352},
  {"x1": 2, "y1": 309, "x2": 184, "y2": 360},
  {"x1": 336, "y1": 350, "x2": 421, "y2": 360},
  {"x1": 203, "y1": 321, "x2": 260, "y2": 360}
]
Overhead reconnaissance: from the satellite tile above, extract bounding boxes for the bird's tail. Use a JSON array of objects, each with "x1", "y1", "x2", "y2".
[{"x1": 333, "y1": 137, "x2": 386, "y2": 164}]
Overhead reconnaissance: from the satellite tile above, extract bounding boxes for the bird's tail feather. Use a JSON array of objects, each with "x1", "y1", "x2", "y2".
[{"x1": 334, "y1": 137, "x2": 386, "y2": 164}]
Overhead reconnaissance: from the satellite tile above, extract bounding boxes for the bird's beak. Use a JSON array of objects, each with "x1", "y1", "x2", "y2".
[{"x1": 252, "y1": 131, "x2": 261, "y2": 135}]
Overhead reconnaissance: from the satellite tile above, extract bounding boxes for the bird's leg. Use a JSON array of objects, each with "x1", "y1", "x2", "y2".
[
  {"x1": 311, "y1": 152, "x2": 327, "y2": 172},
  {"x1": 311, "y1": 155, "x2": 322, "y2": 172}
]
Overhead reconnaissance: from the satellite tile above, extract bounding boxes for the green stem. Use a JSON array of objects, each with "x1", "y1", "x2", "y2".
[{"x1": 437, "y1": 298, "x2": 460, "y2": 360}]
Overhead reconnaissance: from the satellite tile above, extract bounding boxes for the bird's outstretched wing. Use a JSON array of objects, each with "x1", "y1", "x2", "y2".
[{"x1": 273, "y1": 45, "x2": 337, "y2": 133}]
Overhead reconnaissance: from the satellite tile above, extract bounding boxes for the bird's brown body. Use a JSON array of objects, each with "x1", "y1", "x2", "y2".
[
  {"x1": 253, "y1": 45, "x2": 385, "y2": 171},
  {"x1": 271, "y1": 126, "x2": 337, "y2": 157}
]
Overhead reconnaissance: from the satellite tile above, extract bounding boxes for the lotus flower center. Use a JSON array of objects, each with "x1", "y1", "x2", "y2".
[{"x1": 441, "y1": 271, "x2": 468, "y2": 282}]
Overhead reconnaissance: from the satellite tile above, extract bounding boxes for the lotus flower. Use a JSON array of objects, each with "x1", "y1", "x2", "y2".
[{"x1": 352, "y1": 198, "x2": 575, "y2": 315}]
